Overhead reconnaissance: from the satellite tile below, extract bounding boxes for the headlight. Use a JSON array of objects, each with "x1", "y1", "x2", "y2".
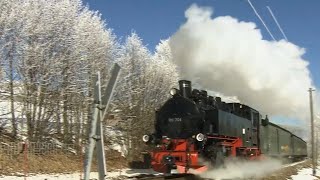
[
  {"x1": 142, "y1": 135, "x2": 150, "y2": 142},
  {"x1": 163, "y1": 155, "x2": 175, "y2": 165},
  {"x1": 170, "y1": 88, "x2": 178, "y2": 96},
  {"x1": 196, "y1": 133, "x2": 205, "y2": 141}
]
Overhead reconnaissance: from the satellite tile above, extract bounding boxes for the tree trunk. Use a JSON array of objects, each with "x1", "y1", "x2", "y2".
[
  {"x1": 24, "y1": 82, "x2": 34, "y2": 140},
  {"x1": 56, "y1": 100, "x2": 61, "y2": 135},
  {"x1": 85, "y1": 71, "x2": 94, "y2": 142},
  {"x1": 63, "y1": 94, "x2": 69, "y2": 143},
  {"x1": 35, "y1": 85, "x2": 44, "y2": 140},
  {"x1": 8, "y1": 44, "x2": 17, "y2": 139},
  {"x1": 75, "y1": 106, "x2": 81, "y2": 152}
]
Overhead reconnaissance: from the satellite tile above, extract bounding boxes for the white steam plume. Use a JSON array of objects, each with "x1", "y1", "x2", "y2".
[
  {"x1": 169, "y1": 4, "x2": 315, "y2": 120},
  {"x1": 199, "y1": 158, "x2": 282, "y2": 179}
]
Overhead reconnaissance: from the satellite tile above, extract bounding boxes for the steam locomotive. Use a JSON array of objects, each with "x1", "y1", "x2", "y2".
[{"x1": 142, "y1": 80, "x2": 307, "y2": 173}]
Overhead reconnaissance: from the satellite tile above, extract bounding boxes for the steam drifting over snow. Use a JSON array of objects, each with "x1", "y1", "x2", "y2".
[
  {"x1": 199, "y1": 158, "x2": 282, "y2": 179},
  {"x1": 169, "y1": 4, "x2": 314, "y2": 120}
]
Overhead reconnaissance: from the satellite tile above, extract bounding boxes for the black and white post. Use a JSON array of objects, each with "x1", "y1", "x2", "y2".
[{"x1": 309, "y1": 88, "x2": 316, "y2": 176}]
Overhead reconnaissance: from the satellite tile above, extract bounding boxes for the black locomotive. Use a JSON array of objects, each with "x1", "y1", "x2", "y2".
[{"x1": 143, "y1": 80, "x2": 307, "y2": 173}]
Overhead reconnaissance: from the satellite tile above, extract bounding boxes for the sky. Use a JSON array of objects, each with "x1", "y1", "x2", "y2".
[
  {"x1": 82, "y1": 0, "x2": 320, "y2": 126},
  {"x1": 83, "y1": 0, "x2": 319, "y2": 89}
]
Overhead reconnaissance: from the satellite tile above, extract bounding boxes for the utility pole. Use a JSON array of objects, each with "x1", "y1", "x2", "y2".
[
  {"x1": 316, "y1": 115, "x2": 320, "y2": 167},
  {"x1": 316, "y1": 130, "x2": 318, "y2": 167},
  {"x1": 309, "y1": 88, "x2": 316, "y2": 176}
]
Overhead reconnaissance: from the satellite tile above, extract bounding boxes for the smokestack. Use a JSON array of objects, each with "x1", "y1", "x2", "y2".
[
  {"x1": 179, "y1": 80, "x2": 192, "y2": 98},
  {"x1": 215, "y1": 97, "x2": 222, "y2": 108}
]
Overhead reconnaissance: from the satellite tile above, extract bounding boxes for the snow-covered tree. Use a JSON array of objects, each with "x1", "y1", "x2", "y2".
[
  {"x1": 137, "y1": 39, "x2": 180, "y2": 135},
  {"x1": 0, "y1": 2, "x2": 180, "y2": 162},
  {"x1": 0, "y1": 0, "x2": 118, "y2": 143},
  {"x1": 111, "y1": 35, "x2": 180, "y2": 160},
  {"x1": 114, "y1": 33, "x2": 149, "y2": 111},
  {"x1": 0, "y1": 0, "x2": 27, "y2": 138},
  {"x1": 111, "y1": 32, "x2": 152, "y2": 160},
  {"x1": 148, "y1": 39, "x2": 179, "y2": 107},
  {"x1": 73, "y1": 6, "x2": 118, "y2": 141}
]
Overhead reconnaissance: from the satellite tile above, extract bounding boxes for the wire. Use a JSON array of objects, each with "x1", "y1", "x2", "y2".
[
  {"x1": 247, "y1": 0, "x2": 276, "y2": 41},
  {"x1": 266, "y1": 6, "x2": 288, "y2": 41}
]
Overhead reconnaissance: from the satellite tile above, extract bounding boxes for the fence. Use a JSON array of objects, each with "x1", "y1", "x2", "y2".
[{"x1": 0, "y1": 139, "x2": 78, "y2": 159}]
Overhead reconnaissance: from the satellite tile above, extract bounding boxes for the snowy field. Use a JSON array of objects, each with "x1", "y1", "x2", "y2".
[
  {"x1": 0, "y1": 169, "x2": 160, "y2": 180},
  {"x1": 290, "y1": 166, "x2": 320, "y2": 180},
  {"x1": 1, "y1": 162, "x2": 319, "y2": 180}
]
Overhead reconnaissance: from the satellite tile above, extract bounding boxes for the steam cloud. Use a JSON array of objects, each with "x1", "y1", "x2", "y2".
[
  {"x1": 169, "y1": 4, "x2": 315, "y2": 120},
  {"x1": 199, "y1": 158, "x2": 282, "y2": 179}
]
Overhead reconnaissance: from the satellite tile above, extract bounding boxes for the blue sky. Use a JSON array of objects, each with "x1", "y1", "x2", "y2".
[{"x1": 83, "y1": 0, "x2": 320, "y2": 88}]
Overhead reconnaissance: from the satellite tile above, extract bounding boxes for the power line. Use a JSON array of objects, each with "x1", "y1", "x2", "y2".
[
  {"x1": 266, "y1": 6, "x2": 288, "y2": 41},
  {"x1": 247, "y1": 0, "x2": 276, "y2": 41}
]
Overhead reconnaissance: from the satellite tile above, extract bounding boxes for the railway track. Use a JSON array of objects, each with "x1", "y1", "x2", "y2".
[
  {"x1": 126, "y1": 173, "x2": 209, "y2": 180},
  {"x1": 122, "y1": 159, "x2": 308, "y2": 180}
]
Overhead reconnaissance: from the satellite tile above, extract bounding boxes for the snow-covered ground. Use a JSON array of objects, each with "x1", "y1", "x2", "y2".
[
  {"x1": 0, "y1": 169, "x2": 160, "y2": 180},
  {"x1": 1, "y1": 164, "x2": 320, "y2": 180},
  {"x1": 290, "y1": 166, "x2": 320, "y2": 180}
]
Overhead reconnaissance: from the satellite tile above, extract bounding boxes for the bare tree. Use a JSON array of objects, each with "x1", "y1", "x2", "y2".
[
  {"x1": 1, "y1": 2, "x2": 180, "y2": 160},
  {"x1": 0, "y1": 0, "x2": 118, "y2": 143},
  {"x1": 0, "y1": 0, "x2": 26, "y2": 138},
  {"x1": 111, "y1": 35, "x2": 180, "y2": 161},
  {"x1": 73, "y1": 6, "x2": 118, "y2": 142}
]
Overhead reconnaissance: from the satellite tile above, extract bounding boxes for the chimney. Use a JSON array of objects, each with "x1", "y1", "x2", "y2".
[{"x1": 179, "y1": 80, "x2": 192, "y2": 98}]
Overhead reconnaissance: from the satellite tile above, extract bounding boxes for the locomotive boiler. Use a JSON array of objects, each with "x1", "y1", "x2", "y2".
[{"x1": 142, "y1": 80, "x2": 307, "y2": 174}]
